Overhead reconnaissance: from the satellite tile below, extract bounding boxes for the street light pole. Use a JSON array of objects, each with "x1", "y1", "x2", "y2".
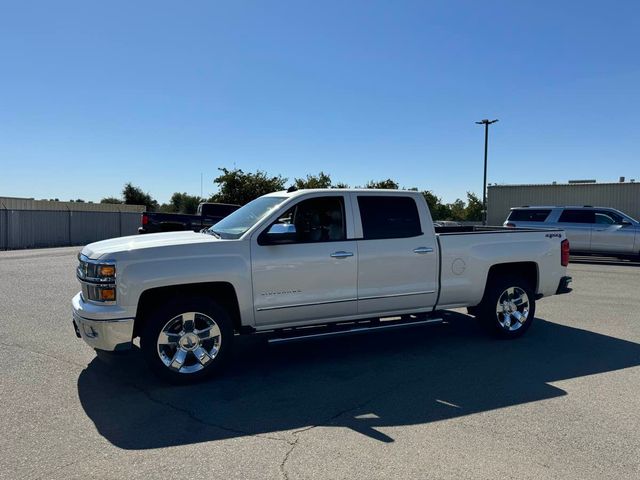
[{"x1": 475, "y1": 119, "x2": 498, "y2": 225}]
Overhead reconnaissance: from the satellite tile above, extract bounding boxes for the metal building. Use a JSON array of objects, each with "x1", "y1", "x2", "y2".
[
  {"x1": 487, "y1": 181, "x2": 640, "y2": 225},
  {"x1": 0, "y1": 197, "x2": 145, "y2": 250}
]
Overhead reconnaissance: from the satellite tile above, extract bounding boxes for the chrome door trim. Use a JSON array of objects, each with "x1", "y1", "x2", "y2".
[
  {"x1": 413, "y1": 247, "x2": 434, "y2": 254},
  {"x1": 256, "y1": 297, "x2": 358, "y2": 312},
  {"x1": 359, "y1": 290, "x2": 436, "y2": 301}
]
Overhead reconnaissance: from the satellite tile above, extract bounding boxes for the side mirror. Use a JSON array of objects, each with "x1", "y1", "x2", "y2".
[
  {"x1": 261, "y1": 223, "x2": 297, "y2": 244},
  {"x1": 619, "y1": 220, "x2": 633, "y2": 227}
]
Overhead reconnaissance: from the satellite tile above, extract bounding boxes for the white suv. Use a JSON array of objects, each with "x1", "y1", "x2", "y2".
[{"x1": 504, "y1": 206, "x2": 640, "y2": 259}]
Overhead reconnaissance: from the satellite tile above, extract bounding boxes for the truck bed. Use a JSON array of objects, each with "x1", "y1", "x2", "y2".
[{"x1": 434, "y1": 225, "x2": 566, "y2": 309}]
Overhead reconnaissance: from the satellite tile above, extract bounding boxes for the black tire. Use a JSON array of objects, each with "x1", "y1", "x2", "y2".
[
  {"x1": 477, "y1": 275, "x2": 536, "y2": 339},
  {"x1": 140, "y1": 296, "x2": 234, "y2": 384}
]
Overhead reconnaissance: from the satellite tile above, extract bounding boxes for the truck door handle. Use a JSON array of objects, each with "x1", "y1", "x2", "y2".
[
  {"x1": 330, "y1": 251, "x2": 354, "y2": 258},
  {"x1": 413, "y1": 247, "x2": 434, "y2": 254}
]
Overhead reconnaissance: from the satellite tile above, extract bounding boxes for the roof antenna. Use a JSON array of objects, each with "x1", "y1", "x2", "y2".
[{"x1": 287, "y1": 186, "x2": 298, "y2": 193}]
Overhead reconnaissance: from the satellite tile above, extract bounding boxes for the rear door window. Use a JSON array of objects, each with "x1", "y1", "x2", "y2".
[
  {"x1": 507, "y1": 209, "x2": 552, "y2": 222},
  {"x1": 357, "y1": 196, "x2": 422, "y2": 240},
  {"x1": 558, "y1": 209, "x2": 595, "y2": 223}
]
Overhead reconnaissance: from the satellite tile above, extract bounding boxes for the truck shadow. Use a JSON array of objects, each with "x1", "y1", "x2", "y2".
[
  {"x1": 77, "y1": 313, "x2": 640, "y2": 449},
  {"x1": 570, "y1": 255, "x2": 640, "y2": 267}
]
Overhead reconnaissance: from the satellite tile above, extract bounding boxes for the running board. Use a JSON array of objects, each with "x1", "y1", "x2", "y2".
[{"x1": 268, "y1": 316, "x2": 444, "y2": 345}]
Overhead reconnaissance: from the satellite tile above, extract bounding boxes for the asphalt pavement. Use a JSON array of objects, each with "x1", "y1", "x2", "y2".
[{"x1": 1, "y1": 247, "x2": 639, "y2": 479}]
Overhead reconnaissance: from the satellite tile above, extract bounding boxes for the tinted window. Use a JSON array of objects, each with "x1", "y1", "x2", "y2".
[
  {"x1": 595, "y1": 210, "x2": 623, "y2": 224},
  {"x1": 508, "y1": 209, "x2": 552, "y2": 222},
  {"x1": 267, "y1": 196, "x2": 346, "y2": 243},
  {"x1": 202, "y1": 204, "x2": 240, "y2": 217},
  {"x1": 558, "y1": 209, "x2": 595, "y2": 224},
  {"x1": 358, "y1": 196, "x2": 421, "y2": 240}
]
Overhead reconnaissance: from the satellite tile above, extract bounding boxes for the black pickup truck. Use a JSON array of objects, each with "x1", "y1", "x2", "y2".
[{"x1": 138, "y1": 202, "x2": 240, "y2": 234}]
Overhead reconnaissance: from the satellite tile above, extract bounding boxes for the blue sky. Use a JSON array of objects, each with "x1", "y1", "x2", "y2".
[{"x1": 1, "y1": 0, "x2": 639, "y2": 204}]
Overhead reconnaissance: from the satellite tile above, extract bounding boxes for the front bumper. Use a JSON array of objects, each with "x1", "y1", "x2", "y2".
[
  {"x1": 556, "y1": 276, "x2": 573, "y2": 295},
  {"x1": 71, "y1": 292, "x2": 135, "y2": 352}
]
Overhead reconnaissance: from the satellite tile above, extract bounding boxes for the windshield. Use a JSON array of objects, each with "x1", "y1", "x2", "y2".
[{"x1": 208, "y1": 196, "x2": 286, "y2": 239}]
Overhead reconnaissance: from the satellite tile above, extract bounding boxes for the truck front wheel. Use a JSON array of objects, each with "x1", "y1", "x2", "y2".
[
  {"x1": 477, "y1": 276, "x2": 536, "y2": 339},
  {"x1": 140, "y1": 296, "x2": 233, "y2": 383}
]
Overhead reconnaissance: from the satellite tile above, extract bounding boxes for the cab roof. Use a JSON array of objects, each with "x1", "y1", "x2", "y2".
[{"x1": 262, "y1": 188, "x2": 423, "y2": 199}]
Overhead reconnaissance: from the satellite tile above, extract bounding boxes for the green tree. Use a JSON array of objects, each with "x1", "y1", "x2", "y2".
[
  {"x1": 210, "y1": 168, "x2": 287, "y2": 205},
  {"x1": 122, "y1": 182, "x2": 158, "y2": 211},
  {"x1": 364, "y1": 179, "x2": 399, "y2": 189},
  {"x1": 464, "y1": 192, "x2": 483, "y2": 221},
  {"x1": 448, "y1": 199, "x2": 467, "y2": 221},
  {"x1": 438, "y1": 204, "x2": 453, "y2": 220},
  {"x1": 422, "y1": 190, "x2": 440, "y2": 215},
  {"x1": 421, "y1": 191, "x2": 442, "y2": 219},
  {"x1": 100, "y1": 197, "x2": 123, "y2": 204},
  {"x1": 294, "y1": 171, "x2": 333, "y2": 189},
  {"x1": 421, "y1": 190, "x2": 454, "y2": 220},
  {"x1": 168, "y1": 192, "x2": 204, "y2": 214}
]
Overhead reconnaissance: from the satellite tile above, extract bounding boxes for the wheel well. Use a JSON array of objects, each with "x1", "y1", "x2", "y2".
[
  {"x1": 485, "y1": 261, "x2": 539, "y2": 295},
  {"x1": 133, "y1": 282, "x2": 242, "y2": 337}
]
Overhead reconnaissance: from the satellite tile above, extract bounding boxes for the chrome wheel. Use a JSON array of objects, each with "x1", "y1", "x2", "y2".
[
  {"x1": 495, "y1": 287, "x2": 530, "y2": 332},
  {"x1": 156, "y1": 312, "x2": 222, "y2": 374}
]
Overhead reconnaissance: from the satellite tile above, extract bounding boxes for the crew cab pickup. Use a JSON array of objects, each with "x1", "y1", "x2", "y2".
[
  {"x1": 138, "y1": 202, "x2": 239, "y2": 234},
  {"x1": 72, "y1": 189, "x2": 572, "y2": 383}
]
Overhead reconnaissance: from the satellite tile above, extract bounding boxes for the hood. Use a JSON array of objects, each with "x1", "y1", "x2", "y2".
[{"x1": 82, "y1": 231, "x2": 219, "y2": 259}]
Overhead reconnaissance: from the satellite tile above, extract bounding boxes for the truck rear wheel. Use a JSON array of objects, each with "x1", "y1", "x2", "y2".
[
  {"x1": 140, "y1": 296, "x2": 233, "y2": 383},
  {"x1": 477, "y1": 275, "x2": 536, "y2": 338}
]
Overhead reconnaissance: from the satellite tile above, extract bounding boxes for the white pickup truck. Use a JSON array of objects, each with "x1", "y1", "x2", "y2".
[{"x1": 72, "y1": 189, "x2": 572, "y2": 382}]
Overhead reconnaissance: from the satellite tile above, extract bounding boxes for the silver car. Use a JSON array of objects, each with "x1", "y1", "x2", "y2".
[{"x1": 504, "y1": 206, "x2": 640, "y2": 259}]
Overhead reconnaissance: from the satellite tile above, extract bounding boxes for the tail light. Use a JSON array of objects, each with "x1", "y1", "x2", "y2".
[
  {"x1": 505, "y1": 222, "x2": 516, "y2": 228},
  {"x1": 561, "y1": 239, "x2": 570, "y2": 266},
  {"x1": 142, "y1": 213, "x2": 148, "y2": 225}
]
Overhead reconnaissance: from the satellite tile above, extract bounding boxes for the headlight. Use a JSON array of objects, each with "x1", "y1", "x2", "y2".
[
  {"x1": 77, "y1": 255, "x2": 117, "y2": 302},
  {"x1": 84, "y1": 284, "x2": 117, "y2": 302},
  {"x1": 97, "y1": 264, "x2": 116, "y2": 278}
]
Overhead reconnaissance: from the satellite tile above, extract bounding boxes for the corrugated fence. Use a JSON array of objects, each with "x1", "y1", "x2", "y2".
[{"x1": 0, "y1": 197, "x2": 144, "y2": 250}]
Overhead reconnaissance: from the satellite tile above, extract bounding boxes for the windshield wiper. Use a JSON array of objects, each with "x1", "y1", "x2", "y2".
[{"x1": 200, "y1": 228, "x2": 220, "y2": 238}]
